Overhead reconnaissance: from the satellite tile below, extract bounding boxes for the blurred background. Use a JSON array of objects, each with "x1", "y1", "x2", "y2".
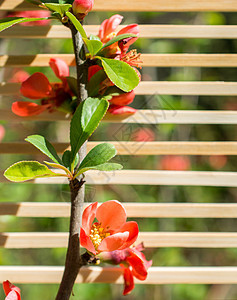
[{"x1": 0, "y1": 8, "x2": 237, "y2": 300}]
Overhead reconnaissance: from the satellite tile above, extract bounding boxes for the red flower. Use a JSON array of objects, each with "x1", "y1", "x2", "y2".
[
  {"x1": 100, "y1": 243, "x2": 152, "y2": 295},
  {"x1": 108, "y1": 105, "x2": 136, "y2": 115},
  {"x1": 80, "y1": 201, "x2": 139, "y2": 255},
  {"x1": 109, "y1": 90, "x2": 135, "y2": 106},
  {"x1": 3, "y1": 281, "x2": 21, "y2": 300},
  {"x1": 12, "y1": 58, "x2": 73, "y2": 117},
  {"x1": 131, "y1": 128, "x2": 155, "y2": 142},
  {"x1": 8, "y1": 11, "x2": 50, "y2": 26},
  {"x1": 98, "y1": 15, "x2": 139, "y2": 57},
  {"x1": 72, "y1": 0, "x2": 94, "y2": 20},
  {"x1": 159, "y1": 155, "x2": 190, "y2": 171}
]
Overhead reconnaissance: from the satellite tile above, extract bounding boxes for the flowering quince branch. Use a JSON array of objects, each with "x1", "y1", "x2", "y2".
[{"x1": 1, "y1": 0, "x2": 148, "y2": 299}]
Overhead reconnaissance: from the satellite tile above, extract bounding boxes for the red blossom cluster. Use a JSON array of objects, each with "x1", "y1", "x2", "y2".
[
  {"x1": 2, "y1": 281, "x2": 21, "y2": 300},
  {"x1": 81, "y1": 201, "x2": 152, "y2": 294}
]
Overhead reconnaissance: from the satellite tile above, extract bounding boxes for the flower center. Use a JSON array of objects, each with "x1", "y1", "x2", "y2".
[
  {"x1": 90, "y1": 223, "x2": 110, "y2": 250},
  {"x1": 121, "y1": 49, "x2": 142, "y2": 69}
]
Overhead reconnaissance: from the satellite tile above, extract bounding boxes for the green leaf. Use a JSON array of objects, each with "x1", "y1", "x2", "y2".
[
  {"x1": 65, "y1": 11, "x2": 87, "y2": 39},
  {"x1": 0, "y1": 17, "x2": 49, "y2": 32},
  {"x1": 44, "y1": 161, "x2": 71, "y2": 176},
  {"x1": 97, "y1": 57, "x2": 139, "y2": 92},
  {"x1": 76, "y1": 162, "x2": 122, "y2": 176},
  {"x1": 4, "y1": 161, "x2": 60, "y2": 182},
  {"x1": 62, "y1": 150, "x2": 71, "y2": 168},
  {"x1": 83, "y1": 38, "x2": 103, "y2": 57},
  {"x1": 79, "y1": 143, "x2": 117, "y2": 170},
  {"x1": 25, "y1": 135, "x2": 62, "y2": 165},
  {"x1": 70, "y1": 97, "x2": 109, "y2": 163},
  {"x1": 90, "y1": 34, "x2": 101, "y2": 41},
  {"x1": 88, "y1": 69, "x2": 107, "y2": 97},
  {"x1": 44, "y1": 3, "x2": 71, "y2": 16},
  {"x1": 101, "y1": 33, "x2": 137, "y2": 51},
  {"x1": 25, "y1": 0, "x2": 43, "y2": 5},
  {"x1": 66, "y1": 76, "x2": 78, "y2": 96}
]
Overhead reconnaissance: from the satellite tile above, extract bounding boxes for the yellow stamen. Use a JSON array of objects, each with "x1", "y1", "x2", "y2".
[{"x1": 89, "y1": 223, "x2": 110, "y2": 250}]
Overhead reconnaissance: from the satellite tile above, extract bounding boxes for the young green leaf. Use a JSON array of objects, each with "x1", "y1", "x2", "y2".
[
  {"x1": 44, "y1": 161, "x2": 72, "y2": 176},
  {"x1": 83, "y1": 38, "x2": 103, "y2": 57},
  {"x1": 89, "y1": 34, "x2": 101, "y2": 41},
  {"x1": 97, "y1": 57, "x2": 139, "y2": 92},
  {"x1": 78, "y1": 143, "x2": 117, "y2": 170},
  {"x1": 44, "y1": 3, "x2": 71, "y2": 16},
  {"x1": 100, "y1": 33, "x2": 137, "y2": 51},
  {"x1": 65, "y1": 11, "x2": 87, "y2": 39},
  {"x1": 4, "y1": 161, "x2": 61, "y2": 182},
  {"x1": 88, "y1": 69, "x2": 107, "y2": 97},
  {"x1": 70, "y1": 97, "x2": 109, "y2": 163},
  {"x1": 0, "y1": 17, "x2": 49, "y2": 33},
  {"x1": 76, "y1": 162, "x2": 123, "y2": 176},
  {"x1": 25, "y1": 135, "x2": 62, "y2": 165}
]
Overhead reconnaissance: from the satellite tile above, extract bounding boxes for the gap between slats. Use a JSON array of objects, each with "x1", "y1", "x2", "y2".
[
  {"x1": 0, "y1": 109, "x2": 237, "y2": 124},
  {"x1": 1, "y1": 142, "x2": 237, "y2": 155},
  {"x1": 1, "y1": 232, "x2": 237, "y2": 248},
  {"x1": 2, "y1": 81, "x2": 237, "y2": 96},
  {"x1": 1, "y1": 0, "x2": 237, "y2": 12},
  {"x1": 0, "y1": 170, "x2": 237, "y2": 186},
  {"x1": 2, "y1": 202, "x2": 237, "y2": 218},
  {"x1": 2, "y1": 54, "x2": 237, "y2": 67},
  {"x1": 1, "y1": 266, "x2": 237, "y2": 284},
  {"x1": 1, "y1": 25, "x2": 237, "y2": 39}
]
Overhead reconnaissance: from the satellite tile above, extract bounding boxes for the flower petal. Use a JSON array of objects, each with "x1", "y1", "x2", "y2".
[
  {"x1": 5, "y1": 291, "x2": 19, "y2": 300},
  {"x1": 82, "y1": 202, "x2": 97, "y2": 235},
  {"x1": 20, "y1": 72, "x2": 51, "y2": 99},
  {"x1": 97, "y1": 231, "x2": 129, "y2": 252},
  {"x1": 80, "y1": 227, "x2": 97, "y2": 255},
  {"x1": 117, "y1": 221, "x2": 139, "y2": 250},
  {"x1": 117, "y1": 24, "x2": 139, "y2": 36},
  {"x1": 121, "y1": 266, "x2": 134, "y2": 295},
  {"x1": 96, "y1": 200, "x2": 127, "y2": 231},
  {"x1": 88, "y1": 65, "x2": 103, "y2": 81},
  {"x1": 108, "y1": 105, "x2": 136, "y2": 115},
  {"x1": 99, "y1": 15, "x2": 123, "y2": 42},
  {"x1": 49, "y1": 58, "x2": 70, "y2": 80},
  {"x1": 126, "y1": 252, "x2": 148, "y2": 280},
  {"x1": 12, "y1": 102, "x2": 49, "y2": 116},
  {"x1": 3, "y1": 281, "x2": 21, "y2": 300},
  {"x1": 109, "y1": 90, "x2": 135, "y2": 106}
]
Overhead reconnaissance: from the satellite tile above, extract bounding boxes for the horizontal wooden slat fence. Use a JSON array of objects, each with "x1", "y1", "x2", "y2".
[
  {"x1": 1, "y1": 0, "x2": 237, "y2": 12},
  {"x1": 1, "y1": 25, "x2": 237, "y2": 39},
  {"x1": 2, "y1": 54, "x2": 237, "y2": 67},
  {"x1": 2, "y1": 202, "x2": 237, "y2": 218},
  {"x1": 1, "y1": 141, "x2": 237, "y2": 155},
  {"x1": 1, "y1": 0, "x2": 237, "y2": 294}
]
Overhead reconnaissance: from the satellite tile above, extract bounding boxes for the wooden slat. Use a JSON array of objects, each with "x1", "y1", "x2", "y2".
[
  {"x1": 1, "y1": 25, "x2": 237, "y2": 39},
  {"x1": 2, "y1": 81, "x2": 237, "y2": 96},
  {"x1": 1, "y1": 266, "x2": 237, "y2": 284},
  {"x1": 1, "y1": 141, "x2": 237, "y2": 155},
  {"x1": 2, "y1": 54, "x2": 237, "y2": 67},
  {"x1": 1, "y1": 170, "x2": 237, "y2": 187},
  {"x1": 2, "y1": 202, "x2": 237, "y2": 218},
  {"x1": 1, "y1": 109, "x2": 237, "y2": 124},
  {"x1": 1, "y1": 0, "x2": 237, "y2": 12},
  {"x1": 1, "y1": 232, "x2": 237, "y2": 248}
]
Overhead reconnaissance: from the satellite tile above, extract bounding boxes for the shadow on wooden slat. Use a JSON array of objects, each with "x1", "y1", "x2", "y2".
[{"x1": 0, "y1": 202, "x2": 20, "y2": 216}]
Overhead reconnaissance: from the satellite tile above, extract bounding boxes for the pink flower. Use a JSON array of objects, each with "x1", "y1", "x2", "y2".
[
  {"x1": 72, "y1": 0, "x2": 94, "y2": 20},
  {"x1": 159, "y1": 155, "x2": 190, "y2": 171},
  {"x1": 100, "y1": 243, "x2": 152, "y2": 295},
  {"x1": 3, "y1": 281, "x2": 21, "y2": 300},
  {"x1": 9, "y1": 69, "x2": 29, "y2": 83},
  {"x1": 0, "y1": 125, "x2": 5, "y2": 142},
  {"x1": 8, "y1": 11, "x2": 50, "y2": 26},
  {"x1": 80, "y1": 201, "x2": 139, "y2": 255},
  {"x1": 108, "y1": 105, "x2": 137, "y2": 115},
  {"x1": 12, "y1": 58, "x2": 73, "y2": 116}
]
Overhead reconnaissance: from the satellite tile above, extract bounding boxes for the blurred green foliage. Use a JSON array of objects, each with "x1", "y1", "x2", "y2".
[{"x1": 0, "y1": 9, "x2": 237, "y2": 300}]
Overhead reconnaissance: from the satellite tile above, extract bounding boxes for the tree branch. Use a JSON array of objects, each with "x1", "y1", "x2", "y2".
[{"x1": 55, "y1": 22, "x2": 89, "y2": 300}]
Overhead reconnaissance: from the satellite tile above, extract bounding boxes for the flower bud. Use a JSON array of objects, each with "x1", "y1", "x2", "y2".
[{"x1": 72, "y1": 0, "x2": 94, "y2": 20}]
